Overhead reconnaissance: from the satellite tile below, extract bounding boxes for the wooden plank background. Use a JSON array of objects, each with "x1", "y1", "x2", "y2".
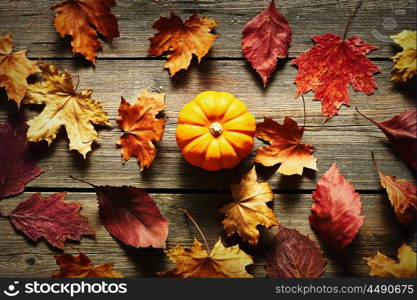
[{"x1": 0, "y1": 0, "x2": 415, "y2": 277}]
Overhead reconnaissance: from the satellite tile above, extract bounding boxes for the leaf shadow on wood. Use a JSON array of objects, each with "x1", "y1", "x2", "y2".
[
  {"x1": 390, "y1": 76, "x2": 417, "y2": 103},
  {"x1": 242, "y1": 58, "x2": 289, "y2": 92},
  {"x1": 116, "y1": 242, "x2": 167, "y2": 277}
]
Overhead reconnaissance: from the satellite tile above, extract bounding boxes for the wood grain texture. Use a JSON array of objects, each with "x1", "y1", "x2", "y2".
[
  {"x1": 0, "y1": 60, "x2": 415, "y2": 190},
  {"x1": 0, "y1": 192, "x2": 415, "y2": 278},
  {"x1": 0, "y1": 0, "x2": 415, "y2": 59}
]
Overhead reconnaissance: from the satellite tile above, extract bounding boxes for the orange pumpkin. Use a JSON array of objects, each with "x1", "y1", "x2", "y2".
[{"x1": 176, "y1": 91, "x2": 256, "y2": 171}]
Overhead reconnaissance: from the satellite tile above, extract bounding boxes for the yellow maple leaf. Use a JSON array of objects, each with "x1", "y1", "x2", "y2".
[
  {"x1": 0, "y1": 33, "x2": 40, "y2": 106},
  {"x1": 364, "y1": 244, "x2": 416, "y2": 278},
  {"x1": 219, "y1": 167, "x2": 278, "y2": 244},
  {"x1": 390, "y1": 30, "x2": 416, "y2": 82},
  {"x1": 24, "y1": 63, "x2": 110, "y2": 157},
  {"x1": 160, "y1": 239, "x2": 253, "y2": 278},
  {"x1": 148, "y1": 13, "x2": 218, "y2": 76}
]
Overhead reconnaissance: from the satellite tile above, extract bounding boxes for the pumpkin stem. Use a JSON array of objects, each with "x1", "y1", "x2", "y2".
[{"x1": 209, "y1": 122, "x2": 223, "y2": 137}]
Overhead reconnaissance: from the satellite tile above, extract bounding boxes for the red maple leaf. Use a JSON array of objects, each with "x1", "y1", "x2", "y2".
[
  {"x1": 358, "y1": 109, "x2": 416, "y2": 170},
  {"x1": 0, "y1": 112, "x2": 42, "y2": 199},
  {"x1": 9, "y1": 192, "x2": 95, "y2": 249},
  {"x1": 293, "y1": 33, "x2": 380, "y2": 121},
  {"x1": 96, "y1": 185, "x2": 168, "y2": 248},
  {"x1": 309, "y1": 163, "x2": 365, "y2": 253},
  {"x1": 242, "y1": 0, "x2": 291, "y2": 86},
  {"x1": 266, "y1": 226, "x2": 326, "y2": 278}
]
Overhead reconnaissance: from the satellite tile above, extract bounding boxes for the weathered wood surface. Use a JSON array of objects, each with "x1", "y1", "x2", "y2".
[
  {"x1": 0, "y1": 0, "x2": 415, "y2": 278},
  {"x1": 0, "y1": 0, "x2": 416, "y2": 59},
  {"x1": 0, "y1": 60, "x2": 415, "y2": 190},
  {"x1": 0, "y1": 192, "x2": 415, "y2": 277}
]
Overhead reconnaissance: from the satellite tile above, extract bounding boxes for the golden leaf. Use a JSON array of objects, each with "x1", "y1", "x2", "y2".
[
  {"x1": 390, "y1": 30, "x2": 416, "y2": 82},
  {"x1": 24, "y1": 63, "x2": 110, "y2": 157},
  {"x1": 364, "y1": 244, "x2": 416, "y2": 278},
  {"x1": 160, "y1": 239, "x2": 253, "y2": 278},
  {"x1": 219, "y1": 167, "x2": 278, "y2": 244},
  {"x1": 148, "y1": 13, "x2": 218, "y2": 76},
  {"x1": 0, "y1": 33, "x2": 40, "y2": 106}
]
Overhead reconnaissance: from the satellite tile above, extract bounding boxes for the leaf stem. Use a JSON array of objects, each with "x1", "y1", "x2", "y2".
[
  {"x1": 151, "y1": 0, "x2": 176, "y2": 15},
  {"x1": 26, "y1": 6, "x2": 50, "y2": 28},
  {"x1": 355, "y1": 107, "x2": 376, "y2": 125},
  {"x1": 183, "y1": 209, "x2": 210, "y2": 253},
  {"x1": 343, "y1": 0, "x2": 365, "y2": 40},
  {"x1": 301, "y1": 95, "x2": 306, "y2": 128},
  {"x1": 68, "y1": 175, "x2": 96, "y2": 187}
]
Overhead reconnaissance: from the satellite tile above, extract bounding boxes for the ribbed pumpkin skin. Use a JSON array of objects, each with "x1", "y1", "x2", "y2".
[{"x1": 176, "y1": 91, "x2": 256, "y2": 171}]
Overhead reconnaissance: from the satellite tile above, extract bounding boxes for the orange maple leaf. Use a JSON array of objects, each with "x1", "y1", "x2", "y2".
[
  {"x1": 219, "y1": 167, "x2": 278, "y2": 244},
  {"x1": 51, "y1": 0, "x2": 119, "y2": 64},
  {"x1": 0, "y1": 33, "x2": 40, "y2": 106},
  {"x1": 292, "y1": 34, "x2": 380, "y2": 121},
  {"x1": 364, "y1": 244, "x2": 416, "y2": 278},
  {"x1": 51, "y1": 252, "x2": 123, "y2": 278},
  {"x1": 116, "y1": 89, "x2": 166, "y2": 170},
  {"x1": 148, "y1": 13, "x2": 218, "y2": 76},
  {"x1": 255, "y1": 117, "x2": 317, "y2": 176}
]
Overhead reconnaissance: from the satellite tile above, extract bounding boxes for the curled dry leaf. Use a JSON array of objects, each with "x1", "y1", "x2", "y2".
[
  {"x1": 266, "y1": 226, "x2": 326, "y2": 278},
  {"x1": 95, "y1": 185, "x2": 168, "y2": 248},
  {"x1": 51, "y1": 0, "x2": 119, "y2": 63},
  {"x1": 255, "y1": 117, "x2": 317, "y2": 176},
  {"x1": 0, "y1": 33, "x2": 40, "y2": 106},
  {"x1": 242, "y1": 0, "x2": 291, "y2": 86},
  {"x1": 390, "y1": 30, "x2": 416, "y2": 82},
  {"x1": 219, "y1": 166, "x2": 278, "y2": 244},
  {"x1": 378, "y1": 171, "x2": 416, "y2": 225},
  {"x1": 293, "y1": 34, "x2": 379, "y2": 121},
  {"x1": 0, "y1": 112, "x2": 42, "y2": 199},
  {"x1": 358, "y1": 109, "x2": 416, "y2": 170},
  {"x1": 24, "y1": 63, "x2": 110, "y2": 158},
  {"x1": 52, "y1": 252, "x2": 123, "y2": 278},
  {"x1": 9, "y1": 192, "x2": 95, "y2": 249},
  {"x1": 160, "y1": 239, "x2": 253, "y2": 278},
  {"x1": 148, "y1": 13, "x2": 218, "y2": 76},
  {"x1": 364, "y1": 244, "x2": 416, "y2": 278},
  {"x1": 309, "y1": 163, "x2": 364, "y2": 254},
  {"x1": 116, "y1": 89, "x2": 166, "y2": 170}
]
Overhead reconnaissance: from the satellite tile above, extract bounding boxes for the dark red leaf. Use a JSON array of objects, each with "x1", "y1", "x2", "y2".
[
  {"x1": 309, "y1": 163, "x2": 365, "y2": 254},
  {"x1": 266, "y1": 226, "x2": 326, "y2": 278},
  {"x1": 242, "y1": 0, "x2": 291, "y2": 86},
  {"x1": 0, "y1": 112, "x2": 42, "y2": 199},
  {"x1": 96, "y1": 185, "x2": 168, "y2": 248},
  {"x1": 9, "y1": 192, "x2": 95, "y2": 249}
]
